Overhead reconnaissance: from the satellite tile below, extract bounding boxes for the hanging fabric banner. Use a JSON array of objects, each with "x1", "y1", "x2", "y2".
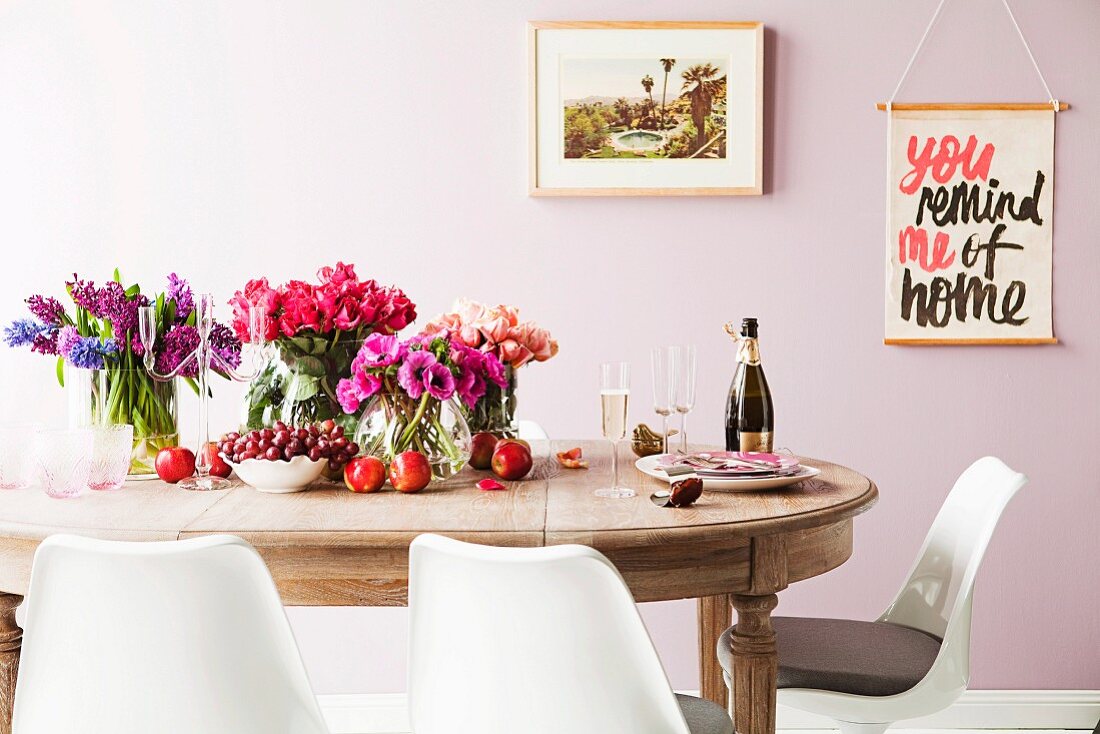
[{"x1": 884, "y1": 107, "x2": 1055, "y2": 344}]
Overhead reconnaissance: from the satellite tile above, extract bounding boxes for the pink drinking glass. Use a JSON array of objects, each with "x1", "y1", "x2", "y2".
[
  {"x1": 34, "y1": 428, "x2": 93, "y2": 499},
  {"x1": 0, "y1": 423, "x2": 39, "y2": 489},
  {"x1": 88, "y1": 424, "x2": 134, "y2": 491}
]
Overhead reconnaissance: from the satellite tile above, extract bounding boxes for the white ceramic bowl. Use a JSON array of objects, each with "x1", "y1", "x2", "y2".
[{"x1": 225, "y1": 454, "x2": 326, "y2": 494}]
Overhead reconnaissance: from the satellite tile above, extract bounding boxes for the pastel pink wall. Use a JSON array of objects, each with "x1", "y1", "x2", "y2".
[{"x1": 0, "y1": 0, "x2": 1097, "y2": 693}]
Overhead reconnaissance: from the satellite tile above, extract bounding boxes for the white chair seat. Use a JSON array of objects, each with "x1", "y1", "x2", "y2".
[
  {"x1": 717, "y1": 618, "x2": 941, "y2": 697},
  {"x1": 675, "y1": 694, "x2": 734, "y2": 734},
  {"x1": 713, "y1": 457, "x2": 1026, "y2": 734}
]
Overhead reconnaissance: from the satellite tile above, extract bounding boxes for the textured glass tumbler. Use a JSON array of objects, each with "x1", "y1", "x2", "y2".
[
  {"x1": 0, "y1": 424, "x2": 39, "y2": 489},
  {"x1": 89, "y1": 424, "x2": 134, "y2": 491},
  {"x1": 34, "y1": 428, "x2": 93, "y2": 499}
]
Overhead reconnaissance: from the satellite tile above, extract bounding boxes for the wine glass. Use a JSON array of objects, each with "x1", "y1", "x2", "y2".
[
  {"x1": 597, "y1": 362, "x2": 633, "y2": 499},
  {"x1": 671, "y1": 345, "x2": 697, "y2": 454},
  {"x1": 650, "y1": 347, "x2": 674, "y2": 455}
]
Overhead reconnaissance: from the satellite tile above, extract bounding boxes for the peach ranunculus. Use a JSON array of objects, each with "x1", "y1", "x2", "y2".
[{"x1": 421, "y1": 298, "x2": 558, "y2": 369}]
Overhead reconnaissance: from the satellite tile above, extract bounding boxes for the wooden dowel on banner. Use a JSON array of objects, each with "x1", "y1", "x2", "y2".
[
  {"x1": 884, "y1": 338, "x2": 1059, "y2": 346},
  {"x1": 876, "y1": 102, "x2": 1069, "y2": 111}
]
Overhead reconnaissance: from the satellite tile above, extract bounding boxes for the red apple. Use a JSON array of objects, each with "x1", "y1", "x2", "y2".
[
  {"x1": 156, "y1": 446, "x2": 196, "y2": 484},
  {"x1": 468, "y1": 432, "x2": 499, "y2": 470},
  {"x1": 491, "y1": 442, "x2": 533, "y2": 481},
  {"x1": 496, "y1": 438, "x2": 531, "y2": 452},
  {"x1": 201, "y1": 442, "x2": 232, "y2": 479},
  {"x1": 344, "y1": 456, "x2": 386, "y2": 493},
  {"x1": 389, "y1": 451, "x2": 431, "y2": 493}
]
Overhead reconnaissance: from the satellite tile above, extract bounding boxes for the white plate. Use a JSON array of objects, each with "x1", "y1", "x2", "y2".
[{"x1": 634, "y1": 455, "x2": 820, "y2": 492}]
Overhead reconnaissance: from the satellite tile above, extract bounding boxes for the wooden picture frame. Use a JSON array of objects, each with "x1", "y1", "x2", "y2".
[{"x1": 529, "y1": 21, "x2": 764, "y2": 197}]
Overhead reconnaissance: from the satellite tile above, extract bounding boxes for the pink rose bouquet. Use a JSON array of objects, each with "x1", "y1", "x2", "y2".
[
  {"x1": 421, "y1": 298, "x2": 558, "y2": 435},
  {"x1": 232, "y1": 263, "x2": 417, "y2": 431},
  {"x1": 336, "y1": 331, "x2": 508, "y2": 479}
]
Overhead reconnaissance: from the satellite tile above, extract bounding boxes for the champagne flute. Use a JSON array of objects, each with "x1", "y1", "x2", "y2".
[
  {"x1": 597, "y1": 362, "x2": 633, "y2": 499},
  {"x1": 650, "y1": 347, "x2": 674, "y2": 455},
  {"x1": 671, "y1": 345, "x2": 697, "y2": 454}
]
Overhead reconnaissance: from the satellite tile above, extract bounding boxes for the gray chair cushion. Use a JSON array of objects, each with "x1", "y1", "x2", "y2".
[
  {"x1": 717, "y1": 617, "x2": 941, "y2": 697},
  {"x1": 675, "y1": 693, "x2": 733, "y2": 734}
]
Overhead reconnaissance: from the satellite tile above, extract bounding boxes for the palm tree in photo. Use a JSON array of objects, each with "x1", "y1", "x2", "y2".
[
  {"x1": 681, "y1": 62, "x2": 721, "y2": 152},
  {"x1": 614, "y1": 97, "x2": 631, "y2": 126},
  {"x1": 641, "y1": 74, "x2": 655, "y2": 117},
  {"x1": 659, "y1": 58, "x2": 676, "y2": 128}
]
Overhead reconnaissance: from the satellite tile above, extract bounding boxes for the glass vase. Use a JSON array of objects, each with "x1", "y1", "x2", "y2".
[
  {"x1": 240, "y1": 336, "x2": 363, "y2": 433},
  {"x1": 462, "y1": 365, "x2": 518, "y2": 437},
  {"x1": 355, "y1": 393, "x2": 472, "y2": 482},
  {"x1": 67, "y1": 366, "x2": 179, "y2": 478}
]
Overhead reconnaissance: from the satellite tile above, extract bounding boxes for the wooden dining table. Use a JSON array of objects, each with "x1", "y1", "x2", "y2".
[{"x1": 0, "y1": 441, "x2": 876, "y2": 734}]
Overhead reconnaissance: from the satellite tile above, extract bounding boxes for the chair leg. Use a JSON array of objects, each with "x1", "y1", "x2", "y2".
[{"x1": 837, "y1": 721, "x2": 891, "y2": 734}]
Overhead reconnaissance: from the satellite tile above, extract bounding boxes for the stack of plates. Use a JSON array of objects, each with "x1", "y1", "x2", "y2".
[{"x1": 635, "y1": 451, "x2": 820, "y2": 492}]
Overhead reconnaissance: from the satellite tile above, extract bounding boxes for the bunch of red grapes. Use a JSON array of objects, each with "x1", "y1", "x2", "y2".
[{"x1": 219, "y1": 419, "x2": 359, "y2": 471}]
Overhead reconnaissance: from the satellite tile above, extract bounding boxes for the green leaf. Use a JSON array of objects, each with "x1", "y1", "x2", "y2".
[
  {"x1": 296, "y1": 356, "x2": 326, "y2": 377},
  {"x1": 310, "y1": 339, "x2": 329, "y2": 356},
  {"x1": 290, "y1": 376, "x2": 319, "y2": 401},
  {"x1": 290, "y1": 336, "x2": 315, "y2": 354},
  {"x1": 113, "y1": 267, "x2": 121, "y2": 282},
  {"x1": 125, "y1": 283, "x2": 140, "y2": 298},
  {"x1": 56, "y1": 357, "x2": 65, "y2": 387}
]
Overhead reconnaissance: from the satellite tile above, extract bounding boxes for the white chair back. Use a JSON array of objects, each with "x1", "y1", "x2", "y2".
[
  {"x1": 877, "y1": 456, "x2": 1026, "y2": 690},
  {"x1": 407, "y1": 534, "x2": 690, "y2": 734},
  {"x1": 13, "y1": 534, "x2": 329, "y2": 734},
  {"x1": 517, "y1": 420, "x2": 550, "y2": 441}
]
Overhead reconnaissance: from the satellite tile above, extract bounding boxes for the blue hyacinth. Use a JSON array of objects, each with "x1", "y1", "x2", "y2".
[
  {"x1": 2, "y1": 319, "x2": 48, "y2": 348},
  {"x1": 66, "y1": 336, "x2": 119, "y2": 370}
]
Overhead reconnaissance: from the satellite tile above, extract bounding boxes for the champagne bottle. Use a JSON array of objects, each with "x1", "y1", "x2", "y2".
[{"x1": 724, "y1": 317, "x2": 774, "y2": 452}]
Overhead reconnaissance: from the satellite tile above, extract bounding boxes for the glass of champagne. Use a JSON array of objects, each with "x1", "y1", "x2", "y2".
[
  {"x1": 597, "y1": 362, "x2": 633, "y2": 499},
  {"x1": 650, "y1": 347, "x2": 674, "y2": 455},
  {"x1": 672, "y1": 345, "x2": 697, "y2": 454}
]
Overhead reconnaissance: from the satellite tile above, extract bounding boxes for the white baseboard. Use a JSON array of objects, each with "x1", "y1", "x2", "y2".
[{"x1": 316, "y1": 690, "x2": 1100, "y2": 733}]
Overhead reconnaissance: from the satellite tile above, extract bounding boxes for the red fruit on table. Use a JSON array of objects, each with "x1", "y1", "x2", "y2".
[
  {"x1": 468, "y1": 432, "x2": 499, "y2": 470},
  {"x1": 389, "y1": 451, "x2": 431, "y2": 493},
  {"x1": 201, "y1": 442, "x2": 232, "y2": 479},
  {"x1": 344, "y1": 456, "x2": 386, "y2": 493},
  {"x1": 491, "y1": 442, "x2": 533, "y2": 481},
  {"x1": 496, "y1": 438, "x2": 531, "y2": 452},
  {"x1": 155, "y1": 446, "x2": 196, "y2": 484}
]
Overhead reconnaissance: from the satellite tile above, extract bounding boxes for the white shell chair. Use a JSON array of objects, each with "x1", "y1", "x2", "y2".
[
  {"x1": 408, "y1": 533, "x2": 733, "y2": 734},
  {"x1": 13, "y1": 534, "x2": 330, "y2": 734},
  {"x1": 516, "y1": 420, "x2": 549, "y2": 441},
  {"x1": 717, "y1": 456, "x2": 1027, "y2": 734}
]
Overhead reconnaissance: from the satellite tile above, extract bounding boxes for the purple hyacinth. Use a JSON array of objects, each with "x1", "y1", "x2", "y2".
[
  {"x1": 56, "y1": 325, "x2": 81, "y2": 358},
  {"x1": 67, "y1": 275, "x2": 99, "y2": 312},
  {"x1": 208, "y1": 323, "x2": 242, "y2": 370},
  {"x1": 97, "y1": 281, "x2": 148, "y2": 335},
  {"x1": 31, "y1": 329, "x2": 59, "y2": 356},
  {"x1": 155, "y1": 324, "x2": 200, "y2": 377},
  {"x1": 167, "y1": 273, "x2": 194, "y2": 320},
  {"x1": 153, "y1": 323, "x2": 241, "y2": 377},
  {"x1": 26, "y1": 295, "x2": 64, "y2": 326},
  {"x1": 3, "y1": 319, "x2": 48, "y2": 348}
]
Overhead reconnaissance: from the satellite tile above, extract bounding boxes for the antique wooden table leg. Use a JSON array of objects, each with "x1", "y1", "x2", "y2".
[
  {"x1": 728, "y1": 593, "x2": 779, "y2": 734},
  {"x1": 0, "y1": 593, "x2": 22, "y2": 734},
  {"x1": 697, "y1": 594, "x2": 731, "y2": 707}
]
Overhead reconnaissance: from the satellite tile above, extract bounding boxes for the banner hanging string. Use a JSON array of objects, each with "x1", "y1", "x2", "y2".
[{"x1": 887, "y1": 0, "x2": 1058, "y2": 111}]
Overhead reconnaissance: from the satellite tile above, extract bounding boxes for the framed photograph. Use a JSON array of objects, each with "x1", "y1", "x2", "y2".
[{"x1": 528, "y1": 21, "x2": 763, "y2": 197}]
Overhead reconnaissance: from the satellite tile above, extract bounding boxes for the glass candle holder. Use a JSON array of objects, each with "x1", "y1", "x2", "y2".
[
  {"x1": 34, "y1": 428, "x2": 93, "y2": 499},
  {"x1": 0, "y1": 423, "x2": 39, "y2": 489},
  {"x1": 88, "y1": 424, "x2": 134, "y2": 491}
]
